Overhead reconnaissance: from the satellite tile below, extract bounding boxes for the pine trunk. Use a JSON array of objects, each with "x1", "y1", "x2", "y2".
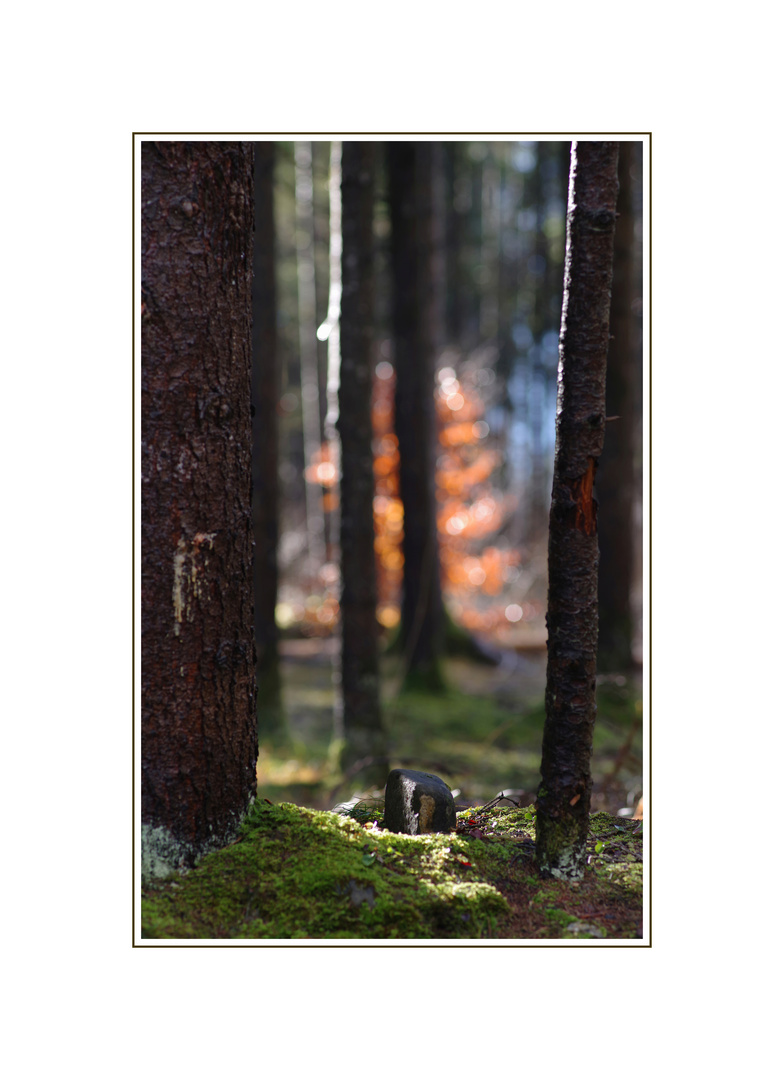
[
  {"x1": 141, "y1": 141, "x2": 258, "y2": 879},
  {"x1": 535, "y1": 141, "x2": 619, "y2": 880},
  {"x1": 338, "y1": 142, "x2": 387, "y2": 786}
]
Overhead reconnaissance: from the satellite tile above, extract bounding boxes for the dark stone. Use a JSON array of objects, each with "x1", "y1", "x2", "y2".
[{"x1": 384, "y1": 769, "x2": 456, "y2": 835}]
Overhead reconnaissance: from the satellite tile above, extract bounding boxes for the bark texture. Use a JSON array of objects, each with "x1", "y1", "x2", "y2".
[
  {"x1": 338, "y1": 142, "x2": 387, "y2": 785},
  {"x1": 388, "y1": 141, "x2": 445, "y2": 689},
  {"x1": 536, "y1": 141, "x2": 619, "y2": 879},
  {"x1": 597, "y1": 141, "x2": 640, "y2": 671},
  {"x1": 141, "y1": 141, "x2": 257, "y2": 879},
  {"x1": 252, "y1": 141, "x2": 284, "y2": 732}
]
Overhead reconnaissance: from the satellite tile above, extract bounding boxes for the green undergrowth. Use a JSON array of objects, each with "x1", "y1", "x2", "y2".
[
  {"x1": 260, "y1": 652, "x2": 641, "y2": 812},
  {"x1": 141, "y1": 803, "x2": 643, "y2": 941}
]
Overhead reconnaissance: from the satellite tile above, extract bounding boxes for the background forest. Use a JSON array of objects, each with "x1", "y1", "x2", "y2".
[{"x1": 252, "y1": 139, "x2": 643, "y2": 817}]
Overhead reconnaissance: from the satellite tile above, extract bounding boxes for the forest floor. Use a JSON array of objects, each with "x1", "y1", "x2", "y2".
[
  {"x1": 137, "y1": 637, "x2": 645, "y2": 943},
  {"x1": 258, "y1": 635, "x2": 644, "y2": 820},
  {"x1": 141, "y1": 801, "x2": 643, "y2": 941}
]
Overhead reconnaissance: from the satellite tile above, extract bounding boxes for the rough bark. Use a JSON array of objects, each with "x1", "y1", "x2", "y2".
[
  {"x1": 597, "y1": 141, "x2": 640, "y2": 671},
  {"x1": 388, "y1": 141, "x2": 445, "y2": 690},
  {"x1": 338, "y1": 142, "x2": 387, "y2": 786},
  {"x1": 141, "y1": 141, "x2": 258, "y2": 880},
  {"x1": 535, "y1": 141, "x2": 619, "y2": 880},
  {"x1": 252, "y1": 141, "x2": 284, "y2": 734}
]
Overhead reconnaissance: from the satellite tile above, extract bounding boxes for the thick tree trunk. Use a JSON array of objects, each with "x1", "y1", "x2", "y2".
[
  {"x1": 535, "y1": 141, "x2": 619, "y2": 880},
  {"x1": 388, "y1": 141, "x2": 445, "y2": 690},
  {"x1": 252, "y1": 142, "x2": 284, "y2": 734},
  {"x1": 141, "y1": 141, "x2": 258, "y2": 880},
  {"x1": 597, "y1": 140, "x2": 640, "y2": 671},
  {"x1": 338, "y1": 142, "x2": 387, "y2": 787}
]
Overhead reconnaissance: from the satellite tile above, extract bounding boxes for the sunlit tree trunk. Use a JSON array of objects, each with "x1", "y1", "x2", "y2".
[
  {"x1": 338, "y1": 142, "x2": 387, "y2": 787},
  {"x1": 252, "y1": 141, "x2": 284, "y2": 736},
  {"x1": 597, "y1": 140, "x2": 640, "y2": 671},
  {"x1": 536, "y1": 141, "x2": 619, "y2": 880},
  {"x1": 388, "y1": 141, "x2": 445, "y2": 690},
  {"x1": 319, "y1": 140, "x2": 346, "y2": 743},
  {"x1": 141, "y1": 141, "x2": 257, "y2": 880},
  {"x1": 295, "y1": 140, "x2": 326, "y2": 571}
]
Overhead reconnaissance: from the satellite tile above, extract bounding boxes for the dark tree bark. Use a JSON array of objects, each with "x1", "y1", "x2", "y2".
[
  {"x1": 338, "y1": 142, "x2": 387, "y2": 786},
  {"x1": 388, "y1": 141, "x2": 445, "y2": 690},
  {"x1": 526, "y1": 142, "x2": 551, "y2": 544},
  {"x1": 597, "y1": 141, "x2": 641, "y2": 671},
  {"x1": 141, "y1": 141, "x2": 258, "y2": 880},
  {"x1": 252, "y1": 141, "x2": 284, "y2": 734},
  {"x1": 535, "y1": 141, "x2": 619, "y2": 879}
]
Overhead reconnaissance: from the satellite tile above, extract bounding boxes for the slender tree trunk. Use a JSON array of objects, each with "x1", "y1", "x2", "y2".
[
  {"x1": 141, "y1": 141, "x2": 258, "y2": 880},
  {"x1": 388, "y1": 141, "x2": 445, "y2": 690},
  {"x1": 535, "y1": 141, "x2": 619, "y2": 880},
  {"x1": 597, "y1": 140, "x2": 639, "y2": 671},
  {"x1": 525, "y1": 143, "x2": 549, "y2": 543},
  {"x1": 294, "y1": 141, "x2": 326, "y2": 571},
  {"x1": 338, "y1": 142, "x2": 387, "y2": 787},
  {"x1": 252, "y1": 141, "x2": 284, "y2": 735},
  {"x1": 322, "y1": 140, "x2": 345, "y2": 741}
]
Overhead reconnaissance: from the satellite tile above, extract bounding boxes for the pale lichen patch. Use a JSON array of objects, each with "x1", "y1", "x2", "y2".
[{"x1": 172, "y1": 532, "x2": 217, "y2": 636}]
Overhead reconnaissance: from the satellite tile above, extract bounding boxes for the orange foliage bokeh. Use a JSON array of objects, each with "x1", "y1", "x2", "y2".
[{"x1": 302, "y1": 358, "x2": 533, "y2": 636}]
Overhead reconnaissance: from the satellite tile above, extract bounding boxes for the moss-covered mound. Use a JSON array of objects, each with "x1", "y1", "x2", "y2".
[{"x1": 141, "y1": 801, "x2": 643, "y2": 940}]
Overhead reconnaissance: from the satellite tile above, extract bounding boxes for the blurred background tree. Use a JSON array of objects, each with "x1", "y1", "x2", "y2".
[
  {"x1": 251, "y1": 139, "x2": 643, "y2": 812},
  {"x1": 252, "y1": 141, "x2": 284, "y2": 736}
]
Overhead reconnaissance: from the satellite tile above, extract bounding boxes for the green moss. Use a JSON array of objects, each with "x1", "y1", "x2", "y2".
[
  {"x1": 141, "y1": 803, "x2": 643, "y2": 940},
  {"x1": 142, "y1": 801, "x2": 509, "y2": 940},
  {"x1": 543, "y1": 906, "x2": 574, "y2": 930}
]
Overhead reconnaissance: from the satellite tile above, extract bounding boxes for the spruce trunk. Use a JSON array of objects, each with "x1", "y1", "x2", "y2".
[
  {"x1": 388, "y1": 141, "x2": 445, "y2": 690},
  {"x1": 141, "y1": 141, "x2": 258, "y2": 880},
  {"x1": 597, "y1": 140, "x2": 639, "y2": 671},
  {"x1": 252, "y1": 141, "x2": 284, "y2": 734},
  {"x1": 338, "y1": 142, "x2": 387, "y2": 786},
  {"x1": 535, "y1": 141, "x2": 619, "y2": 880}
]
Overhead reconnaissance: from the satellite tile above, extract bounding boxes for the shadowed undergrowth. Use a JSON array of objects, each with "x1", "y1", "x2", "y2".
[{"x1": 257, "y1": 648, "x2": 642, "y2": 815}]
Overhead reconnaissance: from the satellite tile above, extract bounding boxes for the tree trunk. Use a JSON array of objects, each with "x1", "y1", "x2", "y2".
[
  {"x1": 388, "y1": 141, "x2": 445, "y2": 690},
  {"x1": 141, "y1": 141, "x2": 258, "y2": 880},
  {"x1": 338, "y1": 142, "x2": 387, "y2": 787},
  {"x1": 252, "y1": 141, "x2": 284, "y2": 735},
  {"x1": 535, "y1": 141, "x2": 619, "y2": 880},
  {"x1": 597, "y1": 140, "x2": 640, "y2": 671},
  {"x1": 294, "y1": 141, "x2": 326, "y2": 571}
]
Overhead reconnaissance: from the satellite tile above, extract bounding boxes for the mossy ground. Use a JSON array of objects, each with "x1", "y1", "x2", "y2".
[
  {"x1": 258, "y1": 643, "x2": 642, "y2": 818},
  {"x1": 141, "y1": 802, "x2": 643, "y2": 940}
]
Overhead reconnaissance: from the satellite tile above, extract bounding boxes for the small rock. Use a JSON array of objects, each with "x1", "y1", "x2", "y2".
[
  {"x1": 566, "y1": 921, "x2": 605, "y2": 938},
  {"x1": 337, "y1": 879, "x2": 376, "y2": 909},
  {"x1": 384, "y1": 769, "x2": 456, "y2": 835}
]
